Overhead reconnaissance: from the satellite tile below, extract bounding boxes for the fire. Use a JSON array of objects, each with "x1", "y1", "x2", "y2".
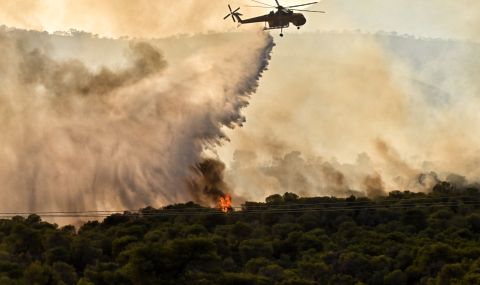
[{"x1": 219, "y1": 194, "x2": 232, "y2": 213}]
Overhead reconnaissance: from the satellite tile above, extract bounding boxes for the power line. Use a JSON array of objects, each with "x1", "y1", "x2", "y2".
[
  {"x1": 0, "y1": 194, "x2": 475, "y2": 216},
  {"x1": 0, "y1": 199, "x2": 478, "y2": 218}
]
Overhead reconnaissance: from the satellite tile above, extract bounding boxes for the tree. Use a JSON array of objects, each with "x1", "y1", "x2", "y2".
[
  {"x1": 258, "y1": 264, "x2": 284, "y2": 282},
  {"x1": 336, "y1": 252, "x2": 370, "y2": 280},
  {"x1": 435, "y1": 263, "x2": 465, "y2": 285},
  {"x1": 71, "y1": 238, "x2": 102, "y2": 271},
  {"x1": 467, "y1": 214, "x2": 480, "y2": 233},
  {"x1": 402, "y1": 208, "x2": 427, "y2": 231},
  {"x1": 52, "y1": 262, "x2": 78, "y2": 285},
  {"x1": 112, "y1": 235, "x2": 137, "y2": 257},
  {"x1": 231, "y1": 222, "x2": 253, "y2": 240},
  {"x1": 245, "y1": 258, "x2": 271, "y2": 274},
  {"x1": 415, "y1": 243, "x2": 458, "y2": 275},
  {"x1": 239, "y1": 239, "x2": 273, "y2": 262},
  {"x1": 384, "y1": 269, "x2": 407, "y2": 285},
  {"x1": 266, "y1": 194, "x2": 283, "y2": 204},
  {"x1": 22, "y1": 262, "x2": 54, "y2": 285},
  {"x1": 283, "y1": 193, "x2": 299, "y2": 203}
]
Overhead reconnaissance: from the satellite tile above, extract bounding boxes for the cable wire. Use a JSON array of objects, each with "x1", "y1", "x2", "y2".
[
  {"x1": 0, "y1": 198, "x2": 478, "y2": 218},
  {"x1": 0, "y1": 194, "x2": 475, "y2": 215}
]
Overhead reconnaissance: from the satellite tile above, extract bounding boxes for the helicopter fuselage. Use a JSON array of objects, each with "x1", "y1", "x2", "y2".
[
  {"x1": 267, "y1": 10, "x2": 306, "y2": 28},
  {"x1": 236, "y1": 9, "x2": 306, "y2": 29}
]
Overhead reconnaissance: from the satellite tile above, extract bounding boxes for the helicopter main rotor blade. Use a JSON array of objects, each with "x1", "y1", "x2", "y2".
[
  {"x1": 291, "y1": 8, "x2": 325, "y2": 13},
  {"x1": 245, "y1": 5, "x2": 274, "y2": 8},
  {"x1": 250, "y1": 0, "x2": 276, "y2": 8},
  {"x1": 287, "y1": 2, "x2": 318, "y2": 8},
  {"x1": 275, "y1": 0, "x2": 281, "y2": 7}
]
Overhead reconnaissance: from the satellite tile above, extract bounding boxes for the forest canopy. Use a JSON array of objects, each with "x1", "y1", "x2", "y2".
[{"x1": 1, "y1": 182, "x2": 480, "y2": 284}]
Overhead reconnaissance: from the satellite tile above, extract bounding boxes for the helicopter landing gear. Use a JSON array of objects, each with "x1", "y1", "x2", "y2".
[
  {"x1": 280, "y1": 33, "x2": 284, "y2": 37},
  {"x1": 297, "y1": 26, "x2": 300, "y2": 30},
  {"x1": 280, "y1": 27, "x2": 284, "y2": 37}
]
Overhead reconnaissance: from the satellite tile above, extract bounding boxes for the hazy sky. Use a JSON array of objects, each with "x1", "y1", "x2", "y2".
[
  {"x1": 0, "y1": 0, "x2": 478, "y2": 40},
  {"x1": 313, "y1": 0, "x2": 480, "y2": 40}
]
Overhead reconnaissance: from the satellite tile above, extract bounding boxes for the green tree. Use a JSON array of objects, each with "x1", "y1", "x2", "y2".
[
  {"x1": 384, "y1": 269, "x2": 407, "y2": 285},
  {"x1": 239, "y1": 239, "x2": 273, "y2": 262},
  {"x1": 435, "y1": 263, "x2": 465, "y2": 285},
  {"x1": 22, "y1": 262, "x2": 55, "y2": 285}
]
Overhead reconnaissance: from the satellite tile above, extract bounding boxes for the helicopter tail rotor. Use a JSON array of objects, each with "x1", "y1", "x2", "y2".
[{"x1": 224, "y1": 5, "x2": 242, "y2": 23}]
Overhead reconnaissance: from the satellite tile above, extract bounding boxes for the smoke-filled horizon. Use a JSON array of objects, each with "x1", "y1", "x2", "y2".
[
  {"x1": 217, "y1": 32, "x2": 480, "y2": 201},
  {"x1": 0, "y1": 28, "x2": 273, "y2": 219}
]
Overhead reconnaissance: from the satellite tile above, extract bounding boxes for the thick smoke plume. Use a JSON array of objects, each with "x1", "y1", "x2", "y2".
[
  {"x1": 0, "y1": 28, "x2": 274, "y2": 216},
  {"x1": 219, "y1": 32, "x2": 480, "y2": 200},
  {"x1": 189, "y1": 159, "x2": 231, "y2": 205}
]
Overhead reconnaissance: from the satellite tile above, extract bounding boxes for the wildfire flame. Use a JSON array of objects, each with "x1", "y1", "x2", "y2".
[{"x1": 219, "y1": 194, "x2": 232, "y2": 213}]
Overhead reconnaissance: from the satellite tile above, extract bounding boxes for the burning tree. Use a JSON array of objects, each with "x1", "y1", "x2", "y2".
[{"x1": 219, "y1": 194, "x2": 232, "y2": 213}]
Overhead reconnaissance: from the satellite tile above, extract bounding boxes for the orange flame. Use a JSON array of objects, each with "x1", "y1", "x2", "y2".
[{"x1": 219, "y1": 194, "x2": 232, "y2": 213}]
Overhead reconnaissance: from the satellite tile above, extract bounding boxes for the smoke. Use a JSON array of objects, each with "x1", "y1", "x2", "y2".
[
  {"x1": 189, "y1": 159, "x2": 231, "y2": 205},
  {"x1": 363, "y1": 174, "x2": 386, "y2": 198},
  {"x1": 18, "y1": 41, "x2": 167, "y2": 96},
  {"x1": 227, "y1": 150, "x2": 365, "y2": 200},
  {"x1": 0, "y1": 28, "x2": 274, "y2": 216},
  {"x1": 218, "y1": 32, "x2": 480, "y2": 199}
]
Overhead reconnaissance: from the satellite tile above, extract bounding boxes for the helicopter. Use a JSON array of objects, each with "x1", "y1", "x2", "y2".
[{"x1": 224, "y1": 0, "x2": 325, "y2": 37}]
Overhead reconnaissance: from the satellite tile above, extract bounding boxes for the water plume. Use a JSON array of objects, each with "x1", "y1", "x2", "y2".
[{"x1": 0, "y1": 28, "x2": 274, "y2": 218}]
